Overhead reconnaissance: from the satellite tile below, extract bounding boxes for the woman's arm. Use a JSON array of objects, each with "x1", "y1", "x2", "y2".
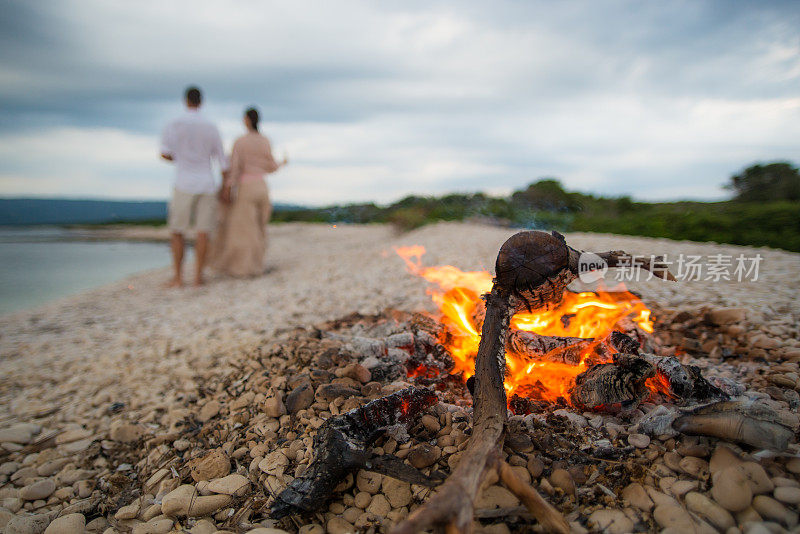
[
  {"x1": 263, "y1": 137, "x2": 285, "y2": 174},
  {"x1": 226, "y1": 140, "x2": 243, "y2": 186}
]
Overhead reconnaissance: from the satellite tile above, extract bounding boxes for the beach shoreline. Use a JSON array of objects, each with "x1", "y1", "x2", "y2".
[{"x1": 1, "y1": 221, "x2": 799, "y2": 532}]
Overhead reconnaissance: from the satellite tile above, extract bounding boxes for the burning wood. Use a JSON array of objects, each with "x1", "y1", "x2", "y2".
[
  {"x1": 569, "y1": 354, "x2": 655, "y2": 410},
  {"x1": 506, "y1": 329, "x2": 593, "y2": 365},
  {"x1": 395, "y1": 236, "x2": 670, "y2": 403},
  {"x1": 269, "y1": 386, "x2": 438, "y2": 518},
  {"x1": 393, "y1": 231, "x2": 676, "y2": 534}
]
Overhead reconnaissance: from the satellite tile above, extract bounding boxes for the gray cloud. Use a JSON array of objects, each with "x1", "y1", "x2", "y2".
[{"x1": 0, "y1": 0, "x2": 798, "y2": 203}]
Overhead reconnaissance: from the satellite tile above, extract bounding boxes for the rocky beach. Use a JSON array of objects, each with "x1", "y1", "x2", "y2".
[{"x1": 1, "y1": 221, "x2": 800, "y2": 534}]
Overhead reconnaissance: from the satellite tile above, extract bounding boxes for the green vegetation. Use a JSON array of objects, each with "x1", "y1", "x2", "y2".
[{"x1": 273, "y1": 162, "x2": 800, "y2": 252}]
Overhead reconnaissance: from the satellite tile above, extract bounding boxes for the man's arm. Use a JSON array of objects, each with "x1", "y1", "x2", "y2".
[
  {"x1": 211, "y1": 127, "x2": 229, "y2": 174},
  {"x1": 159, "y1": 123, "x2": 175, "y2": 163}
]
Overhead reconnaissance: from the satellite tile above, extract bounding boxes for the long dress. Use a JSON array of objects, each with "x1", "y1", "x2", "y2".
[{"x1": 211, "y1": 131, "x2": 280, "y2": 277}]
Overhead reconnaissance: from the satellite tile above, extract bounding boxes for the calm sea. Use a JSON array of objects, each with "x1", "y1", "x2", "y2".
[{"x1": 0, "y1": 227, "x2": 169, "y2": 316}]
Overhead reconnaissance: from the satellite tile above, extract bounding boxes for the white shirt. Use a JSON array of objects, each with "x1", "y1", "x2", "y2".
[{"x1": 160, "y1": 109, "x2": 229, "y2": 194}]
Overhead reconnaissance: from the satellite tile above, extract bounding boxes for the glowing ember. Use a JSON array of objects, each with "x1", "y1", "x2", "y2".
[{"x1": 395, "y1": 245, "x2": 656, "y2": 402}]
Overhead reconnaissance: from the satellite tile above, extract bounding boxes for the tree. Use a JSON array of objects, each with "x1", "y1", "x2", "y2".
[
  {"x1": 725, "y1": 162, "x2": 800, "y2": 201},
  {"x1": 511, "y1": 179, "x2": 581, "y2": 211}
]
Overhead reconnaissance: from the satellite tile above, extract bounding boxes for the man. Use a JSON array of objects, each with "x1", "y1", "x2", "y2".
[{"x1": 160, "y1": 86, "x2": 228, "y2": 287}]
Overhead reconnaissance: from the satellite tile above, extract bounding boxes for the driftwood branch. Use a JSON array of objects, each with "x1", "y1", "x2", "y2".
[
  {"x1": 393, "y1": 231, "x2": 571, "y2": 534},
  {"x1": 497, "y1": 458, "x2": 568, "y2": 533}
]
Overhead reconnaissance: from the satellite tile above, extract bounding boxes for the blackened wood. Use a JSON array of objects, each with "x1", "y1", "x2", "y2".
[
  {"x1": 569, "y1": 354, "x2": 655, "y2": 410},
  {"x1": 506, "y1": 329, "x2": 593, "y2": 365},
  {"x1": 269, "y1": 386, "x2": 437, "y2": 518}
]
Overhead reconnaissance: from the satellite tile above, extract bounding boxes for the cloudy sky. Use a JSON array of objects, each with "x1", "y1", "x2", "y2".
[{"x1": 0, "y1": 0, "x2": 798, "y2": 205}]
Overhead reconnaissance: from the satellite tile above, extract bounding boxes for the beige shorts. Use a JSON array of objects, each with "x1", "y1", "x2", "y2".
[{"x1": 168, "y1": 189, "x2": 217, "y2": 234}]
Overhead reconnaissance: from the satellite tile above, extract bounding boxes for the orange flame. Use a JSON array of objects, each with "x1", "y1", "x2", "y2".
[{"x1": 395, "y1": 245, "x2": 655, "y2": 402}]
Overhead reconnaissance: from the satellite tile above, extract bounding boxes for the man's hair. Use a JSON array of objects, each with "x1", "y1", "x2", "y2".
[{"x1": 185, "y1": 86, "x2": 202, "y2": 106}]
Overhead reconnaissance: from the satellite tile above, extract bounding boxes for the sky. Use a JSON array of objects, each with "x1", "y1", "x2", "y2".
[{"x1": 0, "y1": 0, "x2": 798, "y2": 206}]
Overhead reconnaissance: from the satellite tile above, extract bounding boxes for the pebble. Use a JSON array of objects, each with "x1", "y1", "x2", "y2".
[
  {"x1": 407, "y1": 443, "x2": 440, "y2": 469},
  {"x1": 0, "y1": 510, "x2": 12, "y2": 529},
  {"x1": 527, "y1": 457, "x2": 543, "y2": 478},
  {"x1": 774, "y1": 486, "x2": 800, "y2": 505},
  {"x1": 198, "y1": 400, "x2": 221, "y2": 422},
  {"x1": 752, "y1": 495, "x2": 789, "y2": 526},
  {"x1": 654, "y1": 504, "x2": 695, "y2": 530},
  {"x1": 739, "y1": 462, "x2": 774, "y2": 494},
  {"x1": 132, "y1": 519, "x2": 175, "y2": 534},
  {"x1": 19, "y1": 479, "x2": 56, "y2": 501},
  {"x1": 114, "y1": 502, "x2": 140, "y2": 520},
  {"x1": 42, "y1": 514, "x2": 85, "y2": 534},
  {"x1": 285, "y1": 384, "x2": 314, "y2": 414},
  {"x1": 259, "y1": 451, "x2": 289, "y2": 477},
  {"x1": 326, "y1": 517, "x2": 355, "y2": 534},
  {"x1": 36, "y1": 459, "x2": 70, "y2": 477},
  {"x1": 0, "y1": 424, "x2": 38, "y2": 445},
  {"x1": 420, "y1": 415, "x2": 440, "y2": 433},
  {"x1": 365, "y1": 494, "x2": 391, "y2": 516},
  {"x1": 707, "y1": 308, "x2": 747, "y2": 325},
  {"x1": 786, "y1": 457, "x2": 800, "y2": 474},
  {"x1": 622, "y1": 482, "x2": 653, "y2": 511},
  {"x1": 475, "y1": 485, "x2": 519, "y2": 509},
  {"x1": 161, "y1": 484, "x2": 232, "y2": 517},
  {"x1": 381, "y1": 478, "x2": 412, "y2": 508},
  {"x1": 4, "y1": 513, "x2": 51, "y2": 534},
  {"x1": 354, "y1": 491, "x2": 371, "y2": 509},
  {"x1": 710, "y1": 445, "x2": 742, "y2": 474},
  {"x1": 549, "y1": 469, "x2": 575, "y2": 496},
  {"x1": 356, "y1": 471, "x2": 382, "y2": 494},
  {"x1": 189, "y1": 519, "x2": 217, "y2": 534},
  {"x1": 109, "y1": 423, "x2": 146, "y2": 443},
  {"x1": 341, "y1": 363, "x2": 371, "y2": 384},
  {"x1": 263, "y1": 395, "x2": 286, "y2": 418},
  {"x1": 54, "y1": 428, "x2": 91, "y2": 445},
  {"x1": 685, "y1": 491, "x2": 735, "y2": 531},
  {"x1": 680, "y1": 456, "x2": 710, "y2": 480},
  {"x1": 670, "y1": 480, "x2": 698, "y2": 499},
  {"x1": 505, "y1": 433, "x2": 533, "y2": 453},
  {"x1": 589, "y1": 509, "x2": 633, "y2": 534},
  {"x1": 712, "y1": 466, "x2": 753, "y2": 512},
  {"x1": 628, "y1": 433, "x2": 650, "y2": 448},
  {"x1": 188, "y1": 449, "x2": 231, "y2": 482},
  {"x1": 206, "y1": 474, "x2": 250, "y2": 496}
]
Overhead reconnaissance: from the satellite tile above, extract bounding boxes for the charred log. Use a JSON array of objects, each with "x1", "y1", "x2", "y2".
[
  {"x1": 607, "y1": 330, "x2": 641, "y2": 355},
  {"x1": 269, "y1": 386, "x2": 438, "y2": 518},
  {"x1": 569, "y1": 354, "x2": 655, "y2": 410},
  {"x1": 506, "y1": 330, "x2": 593, "y2": 366},
  {"x1": 608, "y1": 331, "x2": 727, "y2": 402}
]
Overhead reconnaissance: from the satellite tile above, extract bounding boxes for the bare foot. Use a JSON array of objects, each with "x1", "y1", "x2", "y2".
[
  {"x1": 194, "y1": 277, "x2": 206, "y2": 287},
  {"x1": 164, "y1": 277, "x2": 183, "y2": 288}
]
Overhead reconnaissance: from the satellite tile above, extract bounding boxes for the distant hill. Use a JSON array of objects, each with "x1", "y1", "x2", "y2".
[
  {"x1": 0, "y1": 198, "x2": 304, "y2": 226},
  {"x1": 0, "y1": 198, "x2": 168, "y2": 226}
]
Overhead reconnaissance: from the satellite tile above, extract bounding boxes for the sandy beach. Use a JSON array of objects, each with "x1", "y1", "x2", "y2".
[{"x1": 1, "y1": 222, "x2": 800, "y2": 533}]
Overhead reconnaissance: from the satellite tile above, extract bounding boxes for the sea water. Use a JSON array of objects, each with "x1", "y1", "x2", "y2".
[{"x1": 0, "y1": 227, "x2": 169, "y2": 316}]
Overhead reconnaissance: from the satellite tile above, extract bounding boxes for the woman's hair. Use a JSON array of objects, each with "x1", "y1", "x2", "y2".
[{"x1": 245, "y1": 107, "x2": 259, "y2": 132}]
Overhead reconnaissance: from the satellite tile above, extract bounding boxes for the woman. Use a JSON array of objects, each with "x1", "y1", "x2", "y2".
[{"x1": 212, "y1": 107, "x2": 287, "y2": 277}]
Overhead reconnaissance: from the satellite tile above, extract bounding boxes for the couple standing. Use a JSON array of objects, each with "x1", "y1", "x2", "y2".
[{"x1": 159, "y1": 86, "x2": 287, "y2": 286}]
